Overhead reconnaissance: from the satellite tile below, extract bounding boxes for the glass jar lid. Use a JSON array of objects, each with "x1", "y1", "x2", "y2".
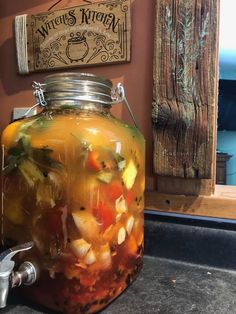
[
  {"x1": 42, "y1": 72, "x2": 113, "y2": 106},
  {"x1": 30, "y1": 72, "x2": 139, "y2": 129}
]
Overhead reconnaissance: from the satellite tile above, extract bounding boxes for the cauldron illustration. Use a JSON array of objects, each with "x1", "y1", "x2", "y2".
[{"x1": 66, "y1": 32, "x2": 89, "y2": 63}]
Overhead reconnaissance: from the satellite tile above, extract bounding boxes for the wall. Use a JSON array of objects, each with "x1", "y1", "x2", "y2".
[
  {"x1": 219, "y1": 0, "x2": 236, "y2": 80},
  {"x1": 0, "y1": 0, "x2": 156, "y2": 189},
  {"x1": 217, "y1": 131, "x2": 236, "y2": 185}
]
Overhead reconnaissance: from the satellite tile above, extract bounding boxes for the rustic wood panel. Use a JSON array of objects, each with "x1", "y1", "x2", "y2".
[
  {"x1": 156, "y1": 176, "x2": 213, "y2": 196},
  {"x1": 152, "y1": 0, "x2": 220, "y2": 181},
  {"x1": 145, "y1": 185, "x2": 236, "y2": 220},
  {"x1": 15, "y1": 0, "x2": 131, "y2": 74}
]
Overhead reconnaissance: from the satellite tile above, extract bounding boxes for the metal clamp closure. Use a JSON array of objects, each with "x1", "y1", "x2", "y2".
[
  {"x1": 24, "y1": 80, "x2": 139, "y2": 129},
  {"x1": 112, "y1": 83, "x2": 139, "y2": 129},
  {"x1": 32, "y1": 82, "x2": 47, "y2": 107},
  {"x1": 23, "y1": 82, "x2": 47, "y2": 118}
]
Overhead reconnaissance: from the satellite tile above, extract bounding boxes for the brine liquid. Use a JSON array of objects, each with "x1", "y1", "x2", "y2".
[{"x1": 1, "y1": 109, "x2": 145, "y2": 314}]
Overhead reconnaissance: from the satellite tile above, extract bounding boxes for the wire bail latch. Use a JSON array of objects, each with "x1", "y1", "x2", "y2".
[
  {"x1": 32, "y1": 81, "x2": 47, "y2": 107},
  {"x1": 24, "y1": 80, "x2": 139, "y2": 130},
  {"x1": 23, "y1": 82, "x2": 47, "y2": 118},
  {"x1": 112, "y1": 83, "x2": 139, "y2": 129}
]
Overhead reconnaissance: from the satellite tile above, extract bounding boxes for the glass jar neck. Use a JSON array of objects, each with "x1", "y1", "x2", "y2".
[{"x1": 44, "y1": 99, "x2": 111, "y2": 114}]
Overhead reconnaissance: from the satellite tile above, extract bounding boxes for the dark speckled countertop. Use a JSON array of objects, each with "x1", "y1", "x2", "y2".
[
  {"x1": 103, "y1": 256, "x2": 236, "y2": 314},
  {"x1": 3, "y1": 212, "x2": 236, "y2": 314}
]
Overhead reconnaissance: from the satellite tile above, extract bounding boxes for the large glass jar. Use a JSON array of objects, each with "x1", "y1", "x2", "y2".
[{"x1": 1, "y1": 73, "x2": 145, "y2": 313}]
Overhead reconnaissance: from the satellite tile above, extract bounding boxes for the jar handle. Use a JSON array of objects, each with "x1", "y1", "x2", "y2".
[{"x1": 112, "y1": 83, "x2": 140, "y2": 130}]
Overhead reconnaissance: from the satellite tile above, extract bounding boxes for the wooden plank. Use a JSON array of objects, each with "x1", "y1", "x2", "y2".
[
  {"x1": 152, "y1": 0, "x2": 220, "y2": 181},
  {"x1": 15, "y1": 0, "x2": 131, "y2": 74},
  {"x1": 156, "y1": 176, "x2": 213, "y2": 196},
  {"x1": 214, "y1": 185, "x2": 236, "y2": 199},
  {"x1": 145, "y1": 187, "x2": 236, "y2": 220}
]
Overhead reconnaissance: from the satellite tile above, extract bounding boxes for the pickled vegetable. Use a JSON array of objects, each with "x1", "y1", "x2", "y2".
[{"x1": 1, "y1": 108, "x2": 145, "y2": 314}]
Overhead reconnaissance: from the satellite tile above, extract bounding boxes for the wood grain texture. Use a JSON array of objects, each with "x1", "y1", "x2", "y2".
[
  {"x1": 145, "y1": 186, "x2": 236, "y2": 220},
  {"x1": 16, "y1": 0, "x2": 131, "y2": 74},
  {"x1": 156, "y1": 176, "x2": 213, "y2": 196},
  {"x1": 152, "y1": 0, "x2": 220, "y2": 180}
]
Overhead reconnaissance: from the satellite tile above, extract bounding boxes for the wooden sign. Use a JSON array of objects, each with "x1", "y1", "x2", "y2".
[
  {"x1": 152, "y1": 0, "x2": 219, "y2": 184},
  {"x1": 15, "y1": 0, "x2": 131, "y2": 74}
]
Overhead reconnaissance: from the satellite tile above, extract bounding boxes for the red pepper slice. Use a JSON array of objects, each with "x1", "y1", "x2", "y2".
[
  {"x1": 102, "y1": 180, "x2": 123, "y2": 202},
  {"x1": 86, "y1": 151, "x2": 102, "y2": 172},
  {"x1": 93, "y1": 202, "x2": 115, "y2": 231}
]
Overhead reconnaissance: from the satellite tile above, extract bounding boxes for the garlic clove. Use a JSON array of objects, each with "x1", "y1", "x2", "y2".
[
  {"x1": 70, "y1": 238, "x2": 91, "y2": 258},
  {"x1": 84, "y1": 249, "x2": 97, "y2": 265},
  {"x1": 115, "y1": 195, "x2": 127, "y2": 214},
  {"x1": 126, "y1": 216, "x2": 135, "y2": 235},
  {"x1": 116, "y1": 213, "x2": 123, "y2": 222},
  {"x1": 118, "y1": 227, "x2": 126, "y2": 245},
  {"x1": 99, "y1": 243, "x2": 111, "y2": 268}
]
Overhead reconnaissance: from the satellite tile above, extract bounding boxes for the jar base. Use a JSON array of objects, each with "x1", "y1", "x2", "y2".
[{"x1": 19, "y1": 253, "x2": 143, "y2": 314}]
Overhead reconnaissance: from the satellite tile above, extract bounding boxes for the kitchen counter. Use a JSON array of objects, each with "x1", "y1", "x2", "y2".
[
  {"x1": 3, "y1": 213, "x2": 236, "y2": 314},
  {"x1": 4, "y1": 256, "x2": 236, "y2": 314},
  {"x1": 104, "y1": 256, "x2": 236, "y2": 314}
]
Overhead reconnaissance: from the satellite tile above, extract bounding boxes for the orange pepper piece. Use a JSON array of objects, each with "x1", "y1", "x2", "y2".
[{"x1": 86, "y1": 151, "x2": 102, "y2": 172}]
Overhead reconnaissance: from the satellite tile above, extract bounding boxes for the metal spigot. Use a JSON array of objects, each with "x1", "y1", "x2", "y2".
[{"x1": 0, "y1": 241, "x2": 38, "y2": 308}]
